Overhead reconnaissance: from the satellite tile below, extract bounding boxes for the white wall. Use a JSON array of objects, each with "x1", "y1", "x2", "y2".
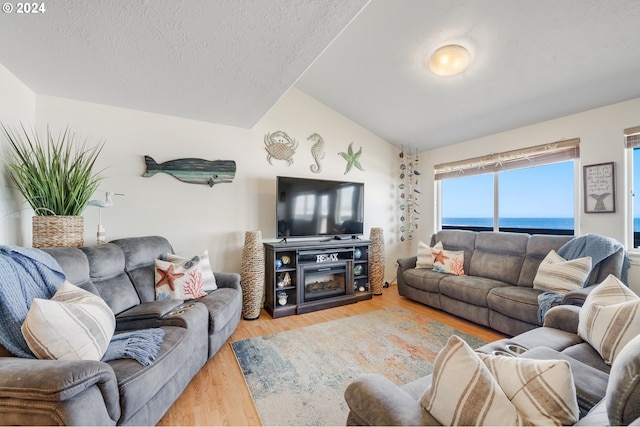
[
  {"x1": 0, "y1": 63, "x2": 35, "y2": 245},
  {"x1": 419, "y1": 97, "x2": 640, "y2": 294},
  {"x1": 28, "y1": 88, "x2": 400, "y2": 279}
]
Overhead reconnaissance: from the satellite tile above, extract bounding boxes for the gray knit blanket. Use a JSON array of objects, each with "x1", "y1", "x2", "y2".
[
  {"x1": 0, "y1": 245, "x2": 163, "y2": 366},
  {"x1": 536, "y1": 234, "x2": 630, "y2": 323}
]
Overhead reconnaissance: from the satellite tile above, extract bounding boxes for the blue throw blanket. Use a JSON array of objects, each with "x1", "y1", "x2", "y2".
[
  {"x1": 0, "y1": 245, "x2": 164, "y2": 365},
  {"x1": 537, "y1": 234, "x2": 630, "y2": 323}
]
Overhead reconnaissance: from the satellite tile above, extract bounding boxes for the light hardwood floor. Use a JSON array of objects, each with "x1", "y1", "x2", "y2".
[{"x1": 157, "y1": 285, "x2": 506, "y2": 426}]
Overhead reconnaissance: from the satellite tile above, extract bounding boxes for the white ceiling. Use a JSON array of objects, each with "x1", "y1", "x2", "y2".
[{"x1": 2, "y1": 0, "x2": 640, "y2": 152}]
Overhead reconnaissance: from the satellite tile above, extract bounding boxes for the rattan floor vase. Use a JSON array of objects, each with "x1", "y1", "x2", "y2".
[{"x1": 32, "y1": 215, "x2": 84, "y2": 248}]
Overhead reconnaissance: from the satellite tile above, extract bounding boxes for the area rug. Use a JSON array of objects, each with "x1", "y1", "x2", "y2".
[{"x1": 230, "y1": 307, "x2": 487, "y2": 426}]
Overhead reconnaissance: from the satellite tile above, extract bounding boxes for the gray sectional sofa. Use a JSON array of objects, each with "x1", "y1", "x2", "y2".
[
  {"x1": 344, "y1": 304, "x2": 640, "y2": 426},
  {"x1": 0, "y1": 236, "x2": 242, "y2": 425},
  {"x1": 397, "y1": 230, "x2": 625, "y2": 336}
]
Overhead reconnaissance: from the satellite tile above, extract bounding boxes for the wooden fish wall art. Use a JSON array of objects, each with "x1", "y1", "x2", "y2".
[{"x1": 143, "y1": 155, "x2": 236, "y2": 187}]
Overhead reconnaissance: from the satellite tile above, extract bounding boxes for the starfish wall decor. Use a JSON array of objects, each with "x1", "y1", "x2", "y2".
[{"x1": 338, "y1": 142, "x2": 365, "y2": 174}]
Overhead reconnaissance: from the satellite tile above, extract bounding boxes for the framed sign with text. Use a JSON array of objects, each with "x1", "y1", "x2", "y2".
[{"x1": 583, "y1": 162, "x2": 615, "y2": 213}]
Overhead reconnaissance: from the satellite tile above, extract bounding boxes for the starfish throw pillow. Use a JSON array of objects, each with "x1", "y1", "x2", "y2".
[
  {"x1": 154, "y1": 256, "x2": 206, "y2": 301},
  {"x1": 432, "y1": 249, "x2": 465, "y2": 276}
]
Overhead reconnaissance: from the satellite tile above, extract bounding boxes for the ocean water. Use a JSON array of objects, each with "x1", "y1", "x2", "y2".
[{"x1": 442, "y1": 217, "x2": 574, "y2": 230}]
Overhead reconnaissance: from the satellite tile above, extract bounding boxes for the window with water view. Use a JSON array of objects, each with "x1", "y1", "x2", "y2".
[{"x1": 441, "y1": 161, "x2": 575, "y2": 234}]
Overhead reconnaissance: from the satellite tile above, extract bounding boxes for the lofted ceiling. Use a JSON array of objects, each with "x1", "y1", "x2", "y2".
[{"x1": 1, "y1": 0, "x2": 640, "y2": 152}]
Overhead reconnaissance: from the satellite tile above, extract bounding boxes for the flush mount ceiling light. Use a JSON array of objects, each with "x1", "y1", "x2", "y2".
[{"x1": 428, "y1": 44, "x2": 471, "y2": 76}]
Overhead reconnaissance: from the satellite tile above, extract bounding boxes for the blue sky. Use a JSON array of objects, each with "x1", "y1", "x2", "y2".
[{"x1": 442, "y1": 161, "x2": 574, "y2": 218}]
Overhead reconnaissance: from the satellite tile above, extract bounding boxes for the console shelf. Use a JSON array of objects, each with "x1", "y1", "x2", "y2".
[{"x1": 264, "y1": 239, "x2": 372, "y2": 318}]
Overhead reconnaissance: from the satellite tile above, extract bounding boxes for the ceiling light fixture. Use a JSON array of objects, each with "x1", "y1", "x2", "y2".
[{"x1": 428, "y1": 44, "x2": 471, "y2": 76}]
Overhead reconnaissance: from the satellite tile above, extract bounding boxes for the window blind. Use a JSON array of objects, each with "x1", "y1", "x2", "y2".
[
  {"x1": 624, "y1": 126, "x2": 640, "y2": 149},
  {"x1": 434, "y1": 138, "x2": 580, "y2": 181}
]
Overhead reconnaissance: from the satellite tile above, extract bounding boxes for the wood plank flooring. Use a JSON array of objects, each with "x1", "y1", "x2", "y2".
[{"x1": 157, "y1": 285, "x2": 506, "y2": 426}]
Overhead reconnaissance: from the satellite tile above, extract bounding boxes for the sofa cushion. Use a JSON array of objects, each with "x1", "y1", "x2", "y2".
[
  {"x1": 487, "y1": 286, "x2": 541, "y2": 325},
  {"x1": 416, "y1": 241, "x2": 442, "y2": 269},
  {"x1": 22, "y1": 281, "x2": 115, "y2": 361},
  {"x1": 439, "y1": 275, "x2": 508, "y2": 307},
  {"x1": 420, "y1": 335, "x2": 578, "y2": 426},
  {"x1": 533, "y1": 250, "x2": 592, "y2": 294},
  {"x1": 80, "y1": 244, "x2": 141, "y2": 315},
  {"x1": 197, "y1": 288, "x2": 242, "y2": 334},
  {"x1": 402, "y1": 268, "x2": 444, "y2": 293},
  {"x1": 578, "y1": 274, "x2": 640, "y2": 364},
  {"x1": 469, "y1": 232, "x2": 528, "y2": 285}
]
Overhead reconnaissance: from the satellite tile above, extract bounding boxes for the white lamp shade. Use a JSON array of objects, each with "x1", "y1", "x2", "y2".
[{"x1": 428, "y1": 44, "x2": 471, "y2": 76}]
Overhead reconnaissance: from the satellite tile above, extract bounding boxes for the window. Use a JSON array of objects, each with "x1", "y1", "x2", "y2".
[
  {"x1": 625, "y1": 126, "x2": 640, "y2": 248},
  {"x1": 437, "y1": 139, "x2": 578, "y2": 235}
]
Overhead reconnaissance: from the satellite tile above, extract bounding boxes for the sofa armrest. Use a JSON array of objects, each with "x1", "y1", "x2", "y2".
[
  {"x1": 0, "y1": 357, "x2": 120, "y2": 422},
  {"x1": 344, "y1": 374, "x2": 441, "y2": 426},
  {"x1": 562, "y1": 284, "x2": 598, "y2": 306},
  {"x1": 214, "y1": 272, "x2": 241, "y2": 291},
  {"x1": 397, "y1": 256, "x2": 417, "y2": 270},
  {"x1": 543, "y1": 304, "x2": 581, "y2": 334}
]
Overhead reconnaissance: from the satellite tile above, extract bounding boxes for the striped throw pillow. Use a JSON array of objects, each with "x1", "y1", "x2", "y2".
[
  {"x1": 533, "y1": 250, "x2": 592, "y2": 294},
  {"x1": 167, "y1": 250, "x2": 217, "y2": 291},
  {"x1": 578, "y1": 274, "x2": 640, "y2": 365},
  {"x1": 416, "y1": 241, "x2": 442, "y2": 269},
  {"x1": 420, "y1": 335, "x2": 579, "y2": 426},
  {"x1": 22, "y1": 281, "x2": 115, "y2": 361}
]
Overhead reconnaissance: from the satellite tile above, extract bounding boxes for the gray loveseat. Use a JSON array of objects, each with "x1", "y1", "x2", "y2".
[
  {"x1": 0, "y1": 236, "x2": 242, "y2": 425},
  {"x1": 344, "y1": 304, "x2": 640, "y2": 425},
  {"x1": 397, "y1": 230, "x2": 625, "y2": 336}
]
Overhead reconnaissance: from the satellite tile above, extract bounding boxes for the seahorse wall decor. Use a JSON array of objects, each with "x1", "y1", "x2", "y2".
[
  {"x1": 143, "y1": 155, "x2": 236, "y2": 187},
  {"x1": 264, "y1": 131, "x2": 298, "y2": 166},
  {"x1": 308, "y1": 133, "x2": 325, "y2": 173}
]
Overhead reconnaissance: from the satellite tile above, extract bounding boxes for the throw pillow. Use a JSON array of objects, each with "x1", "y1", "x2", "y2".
[
  {"x1": 155, "y1": 257, "x2": 206, "y2": 301},
  {"x1": 167, "y1": 249, "x2": 217, "y2": 291},
  {"x1": 432, "y1": 249, "x2": 464, "y2": 276},
  {"x1": 578, "y1": 274, "x2": 640, "y2": 365},
  {"x1": 420, "y1": 335, "x2": 578, "y2": 426},
  {"x1": 533, "y1": 250, "x2": 592, "y2": 295},
  {"x1": 21, "y1": 281, "x2": 115, "y2": 361},
  {"x1": 416, "y1": 241, "x2": 443, "y2": 269}
]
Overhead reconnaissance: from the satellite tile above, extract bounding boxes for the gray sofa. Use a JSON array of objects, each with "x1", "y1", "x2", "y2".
[
  {"x1": 397, "y1": 230, "x2": 625, "y2": 336},
  {"x1": 344, "y1": 304, "x2": 640, "y2": 425},
  {"x1": 0, "y1": 236, "x2": 242, "y2": 425}
]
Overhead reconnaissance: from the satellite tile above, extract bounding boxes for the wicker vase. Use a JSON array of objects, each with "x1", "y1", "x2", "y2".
[
  {"x1": 32, "y1": 216, "x2": 84, "y2": 248},
  {"x1": 241, "y1": 230, "x2": 265, "y2": 320},
  {"x1": 369, "y1": 227, "x2": 385, "y2": 295}
]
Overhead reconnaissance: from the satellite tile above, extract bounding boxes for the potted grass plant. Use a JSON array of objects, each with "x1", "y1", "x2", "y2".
[{"x1": 2, "y1": 123, "x2": 104, "y2": 248}]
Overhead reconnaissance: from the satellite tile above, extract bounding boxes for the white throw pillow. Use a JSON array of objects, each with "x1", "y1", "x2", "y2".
[
  {"x1": 22, "y1": 281, "x2": 115, "y2": 361},
  {"x1": 155, "y1": 256, "x2": 206, "y2": 301},
  {"x1": 167, "y1": 250, "x2": 217, "y2": 291},
  {"x1": 578, "y1": 274, "x2": 640, "y2": 365},
  {"x1": 420, "y1": 335, "x2": 578, "y2": 426},
  {"x1": 416, "y1": 241, "x2": 443, "y2": 269},
  {"x1": 533, "y1": 250, "x2": 592, "y2": 295}
]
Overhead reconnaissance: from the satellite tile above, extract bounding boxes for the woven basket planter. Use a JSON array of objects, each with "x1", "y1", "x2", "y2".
[
  {"x1": 241, "y1": 230, "x2": 265, "y2": 320},
  {"x1": 369, "y1": 227, "x2": 385, "y2": 295},
  {"x1": 32, "y1": 215, "x2": 84, "y2": 248}
]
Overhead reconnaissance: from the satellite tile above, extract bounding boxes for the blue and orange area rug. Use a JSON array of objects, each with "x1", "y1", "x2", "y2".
[{"x1": 231, "y1": 307, "x2": 487, "y2": 426}]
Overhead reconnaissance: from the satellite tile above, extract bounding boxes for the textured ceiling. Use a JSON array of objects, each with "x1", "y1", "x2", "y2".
[
  {"x1": 0, "y1": 0, "x2": 368, "y2": 127},
  {"x1": 1, "y1": 0, "x2": 640, "y2": 151},
  {"x1": 295, "y1": 0, "x2": 640, "y2": 150}
]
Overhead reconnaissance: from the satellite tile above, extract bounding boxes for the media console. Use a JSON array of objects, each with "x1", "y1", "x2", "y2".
[{"x1": 264, "y1": 239, "x2": 372, "y2": 318}]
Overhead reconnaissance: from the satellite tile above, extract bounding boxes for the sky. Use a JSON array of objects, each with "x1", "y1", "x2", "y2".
[{"x1": 441, "y1": 161, "x2": 574, "y2": 218}]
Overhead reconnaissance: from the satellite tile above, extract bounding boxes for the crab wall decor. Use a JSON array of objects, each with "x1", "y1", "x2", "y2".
[{"x1": 264, "y1": 130, "x2": 298, "y2": 166}]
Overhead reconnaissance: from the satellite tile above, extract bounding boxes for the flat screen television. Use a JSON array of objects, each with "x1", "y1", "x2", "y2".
[{"x1": 276, "y1": 176, "x2": 364, "y2": 239}]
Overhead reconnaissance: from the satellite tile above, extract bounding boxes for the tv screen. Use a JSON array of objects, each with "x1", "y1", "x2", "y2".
[{"x1": 277, "y1": 176, "x2": 364, "y2": 239}]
